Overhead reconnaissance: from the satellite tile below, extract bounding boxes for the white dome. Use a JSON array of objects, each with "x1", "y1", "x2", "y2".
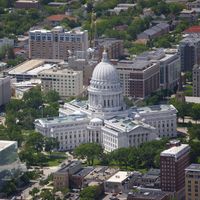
[
  {"x1": 90, "y1": 118, "x2": 103, "y2": 123},
  {"x1": 91, "y1": 51, "x2": 119, "y2": 83}
]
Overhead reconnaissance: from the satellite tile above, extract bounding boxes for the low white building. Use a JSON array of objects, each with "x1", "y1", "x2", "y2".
[
  {"x1": 35, "y1": 113, "x2": 89, "y2": 151},
  {"x1": 133, "y1": 104, "x2": 177, "y2": 138},
  {"x1": 102, "y1": 116, "x2": 157, "y2": 152},
  {"x1": 104, "y1": 171, "x2": 141, "y2": 193}
]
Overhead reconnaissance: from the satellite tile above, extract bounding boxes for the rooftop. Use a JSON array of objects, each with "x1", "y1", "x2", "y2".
[
  {"x1": 160, "y1": 144, "x2": 190, "y2": 158},
  {"x1": 106, "y1": 171, "x2": 135, "y2": 183},
  {"x1": 35, "y1": 113, "x2": 88, "y2": 126},
  {"x1": 128, "y1": 188, "x2": 168, "y2": 199},
  {"x1": 0, "y1": 140, "x2": 17, "y2": 151},
  {"x1": 184, "y1": 25, "x2": 200, "y2": 33},
  {"x1": 135, "y1": 104, "x2": 177, "y2": 114},
  {"x1": 185, "y1": 164, "x2": 200, "y2": 172},
  {"x1": 39, "y1": 67, "x2": 82, "y2": 75},
  {"x1": 8, "y1": 59, "x2": 45, "y2": 75},
  {"x1": 16, "y1": 0, "x2": 39, "y2": 2},
  {"x1": 57, "y1": 161, "x2": 81, "y2": 173}
]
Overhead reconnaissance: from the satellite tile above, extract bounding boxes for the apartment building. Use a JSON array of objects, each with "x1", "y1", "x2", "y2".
[
  {"x1": 38, "y1": 67, "x2": 83, "y2": 98},
  {"x1": 160, "y1": 140, "x2": 190, "y2": 200},
  {"x1": 29, "y1": 26, "x2": 88, "y2": 60},
  {"x1": 116, "y1": 60, "x2": 160, "y2": 98},
  {"x1": 192, "y1": 64, "x2": 200, "y2": 96},
  {"x1": 185, "y1": 164, "x2": 200, "y2": 200},
  {"x1": 179, "y1": 36, "x2": 200, "y2": 71},
  {"x1": 94, "y1": 38, "x2": 124, "y2": 60}
]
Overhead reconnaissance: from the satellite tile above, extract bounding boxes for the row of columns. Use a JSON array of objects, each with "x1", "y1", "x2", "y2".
[{"x1": 89, "y1": 93, "x2": 122, "y2": 109}]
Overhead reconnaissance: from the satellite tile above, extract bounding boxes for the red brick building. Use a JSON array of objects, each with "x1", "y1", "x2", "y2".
[
  {"x1": 116, "y1": 60, "x2": 160, "y2": 98},
  {"x1": 160, "y1": 141, "x2": 190, "y2": 200}
]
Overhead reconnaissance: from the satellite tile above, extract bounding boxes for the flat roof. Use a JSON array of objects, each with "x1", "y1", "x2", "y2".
[
  {"x1": 16, "y1": 0, "x2": 39, "y2": 2},
  {"x1": 185, "y1": 96, "x2": 200, "y2": 104},
  {"x1": 161, "y1": 144, "x2": 190, "y2": 158},
  {"x1": 35, "y1": 113, "x2": 88, "y2": 126},
  {"x1": 128, "y1": 188, "x2": 167, "y2": 199},
  {"x1": 8, "y1": 59, "x2": 45, "y2": 75},
  {"x1": 185, "y1": 164, "x2": 200, "y2": 172},
  {"x1": 135, "y1": 104, "x2": 176, "y2": 114},
  {"x1": 0, "y1": 140, "x2": 16, "y2": 151},
  {"x1": 106, "y1": 171, "x2": 133, "y2": 183},
  {"x1": 39, "y1": 67, "x2": 82, "y2": 75}
]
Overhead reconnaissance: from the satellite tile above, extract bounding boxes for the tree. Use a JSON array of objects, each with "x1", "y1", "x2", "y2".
[
  {"x1": 80, "y1": 186, "x2": 101, "y2": 200},
  {"x1": 40, "y1": 189, "x2": 55, "y2": 200},
  {"x1": 110, "y1": 148, "x2": 130, "y2": 169},
  {"x1": 26, "y1": 131, "x2": 44, "y2": 152},
  {"x1": 44, "y1": 137, "x2": 59, "y2": 154},
  {"x1": 44, "y1": 90, "x2": 60, "y2": 103},
  {"x1": 191, "y1": 104, "x2": 200, "y2": 123},
  {"x1": 23, "y1": 86, "x2": 43, "y2": 109},
  {"x1": 74, "y1": 143, "x2": 103, "y2": 165}
]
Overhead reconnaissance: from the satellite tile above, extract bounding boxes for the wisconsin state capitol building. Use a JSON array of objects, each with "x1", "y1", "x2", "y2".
[{"x1": 35, "y1": 51, "x2": 177, "y2": 152}]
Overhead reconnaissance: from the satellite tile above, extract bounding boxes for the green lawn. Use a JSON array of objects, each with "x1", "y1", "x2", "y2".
[
  {"x1": 47, "y1": 158, "x2": 65, "y2": 166},
  {"x1": 184, "y1": 85, "x2": 193, "y2": 96}
]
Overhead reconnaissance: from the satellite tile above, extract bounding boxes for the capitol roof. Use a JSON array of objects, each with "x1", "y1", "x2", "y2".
[{"x1": 91, "y1": 50, "x2": 119, "y2": 83}]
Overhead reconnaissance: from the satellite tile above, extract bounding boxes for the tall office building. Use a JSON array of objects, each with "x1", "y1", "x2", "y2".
[
  {"x1": 160, "y1": 140, "x2": 190, "y2": 200},
  {"x1": 179, "y1": 37, "x2": 200, "y2": 72},
  {"x1": 0, "y1": 76, "x2": 11, "y2": 107},
  {"x1": 137, "y1": 49, "x2": 181, "y2": 90},
  {"x1": 185, "y1": 164, "x2": 200, "y2": 200},
  {"x1": 116, "y1": 60, "x2": 160, "y2": 98},
  {"x1": 193, "y1": 64, "x2": 200, "y2": 96},
  {"x1": 29, "y1": 26, "x2": 88, "y2": 60},
  {"x1": 38, "y1": 67, "x2": 83, "y2": 99}
]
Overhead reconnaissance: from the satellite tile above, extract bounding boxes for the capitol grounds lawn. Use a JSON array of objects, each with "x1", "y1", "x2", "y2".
[{"x1": 46, "y1": 151, "x2": 68, "y2": 167}]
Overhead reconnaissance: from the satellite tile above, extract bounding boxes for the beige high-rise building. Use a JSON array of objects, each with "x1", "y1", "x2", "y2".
[
  {"x1": 29, "y1": 26, "x2": 88, "y2": 60},
  {"x1": 38, "y1": 67, "x2": 83, "y2": 99},
  {"x1": 185, "y1": 164, "x2": 200, "y2": 200}
]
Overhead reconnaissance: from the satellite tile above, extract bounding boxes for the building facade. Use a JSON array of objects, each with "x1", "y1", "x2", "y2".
[
  {"x1": 160, "y1": 141, "x2": 190, "y2": 200},
  {"x1": 185, "y1": 164, "x2": 200, "y2": 200},
  {"x1": 15, "y1": 0, "x2": 40, "y2": 9},
  {"x1": 192, "y1": 64, "x2": 200, "y2": 96},
  {"x1": 29, "y1": 26, "x2": 88, "y2": 60},
  {"x1": 116, "y1": 60, "x2": 160, "y2": 98},
  {"x1": 137, "y1": 48, "x2": 181, "y2": 90},
  {"x1": 94, "y1": 38, "x2": 124, "y2": 60},
  {"x1": 38, "y1": 67, "x2": 83, "y2": 98},
  {"x1": 0, "y1": 76, "x2": 11, "y2": 107},
  {"x1": 133, "y1": 104, "x2": 177, "y2": 138},
  {"x1": 180, "y1": 37, "x2": 200, "y2": 72}
]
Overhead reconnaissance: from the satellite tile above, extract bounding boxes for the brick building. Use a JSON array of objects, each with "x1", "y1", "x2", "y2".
[
  {"x1": 160, "y1": 140, "x2": 190, "y2": 200},
  {"x1": 29, "y1": 26, "x2": 88, "y2": 60},
  {"x1": 185, "y1": 164, "x2": 200, "y2": 200},
  {"x1": 116, "y1": 60, "x2": 160, "y2": 98}
]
